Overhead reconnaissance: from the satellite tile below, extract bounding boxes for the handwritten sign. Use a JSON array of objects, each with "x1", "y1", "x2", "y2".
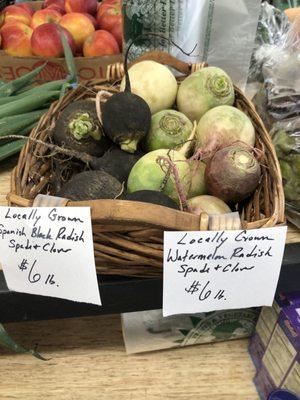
[
  {"x1": 163, "y1": 227, "x2": 287, "y2": 317},
  {"x1": 0, "y1": 207, "x2": 101, "y2": 306}
]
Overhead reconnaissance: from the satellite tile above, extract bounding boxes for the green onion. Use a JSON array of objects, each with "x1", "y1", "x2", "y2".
[
  {"x1": 0, "y1": 109, "x2": 47, "y2": 137},
  {"x1": 0, "y1": 323, "x2": 45, "y2": 360},
  {"x1": 0, "y1": 91, "x2": 60, "y2": 119},
  {"x1": 0, "y1": 139, "x2": 27, "y2": 161},
  {"x1": 0, "y1": 122, "x2": 37, "y2": 146},
  {"x1": 15, "y1": 79, "x2": 68, "y2": 97},
  {"x1": 0, "y1": 64, "x2": 46, "y2": 97},
  {"x1": 61, "y1": 33, "x2": 77, "y2": 84}
]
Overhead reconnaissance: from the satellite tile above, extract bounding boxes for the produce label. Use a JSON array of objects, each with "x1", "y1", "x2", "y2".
[
  {"x1": 163, "y1": 227, "x2": 287, "y2": 317},
  {"x1": 0, "y1": 207, "x2": 101, "y2": 306}
]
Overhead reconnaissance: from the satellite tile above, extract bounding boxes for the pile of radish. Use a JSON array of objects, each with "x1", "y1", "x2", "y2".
[{"x1": 51, "y1": 53, "x2": 261, "y2": 218}]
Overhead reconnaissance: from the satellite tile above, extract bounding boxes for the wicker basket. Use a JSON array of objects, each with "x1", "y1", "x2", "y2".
[{"x1": 7, "y1": 51, "x2": 285, "y2": 278}]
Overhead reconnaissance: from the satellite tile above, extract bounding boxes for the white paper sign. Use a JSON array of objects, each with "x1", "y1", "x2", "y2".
[
  {"x1": 163, "y1": 227, "x2": 287, "y2": 317},
  {"x1": 0, "y1": 207, "x2": 101, "y2": 306}
]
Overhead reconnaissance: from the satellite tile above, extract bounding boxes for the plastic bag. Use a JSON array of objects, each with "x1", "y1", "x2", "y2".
[
  {"x1": 248, "y1": 2, "x2": 291, "y2": 86},
  {"x1": 272, "y1": 118, "x2": 300, "y2": 228},
  {"x1": 250, "y1": 12, "x2": 300, "y2": 227},
  {"x1": 122, "y1": 0, "x2": 261, "y2": 90},
  {"x1": 272, "y1": 0, "x2": 300, "y2": 11}
]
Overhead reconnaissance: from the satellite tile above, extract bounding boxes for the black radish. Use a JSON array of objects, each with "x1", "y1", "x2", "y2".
[
  {"x1": 122, "y1": 190, "x2": 179, "y2": 210},
  {"x1": 53, "y1": 100, "x2": 111, "y2": 157},
  {"x1": 101, "y1": 33, "x2": 197, "y2": 153},
  {"x1": 101, "y1": 39, "x2": 152, "y2": 154},
  {"x1": 57, "y1": 170, "x2": 122, "y2": 201},
  {"x1": 90, "y1": 146, "x2": 144, "y2": 182}
]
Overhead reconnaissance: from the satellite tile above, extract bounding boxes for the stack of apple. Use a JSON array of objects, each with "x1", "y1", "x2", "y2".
[{"x1": 0, "y1": 0, "x2": 122, "y2": 58}]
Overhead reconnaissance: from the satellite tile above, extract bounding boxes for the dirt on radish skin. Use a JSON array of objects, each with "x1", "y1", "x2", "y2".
[
  {"x1": 205, "y1": 145, "x2": 261, "y2": 203},
  {"x1": 127, "y1": 149, "x2": 191, "y2": 204}
]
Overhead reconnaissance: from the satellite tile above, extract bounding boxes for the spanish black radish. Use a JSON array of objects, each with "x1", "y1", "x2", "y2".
[
  {"x1": 100, "y1": 34, "x2": 195, "y2": 154},
  {"x1": 53, "y1": 100, "x2": 111, "y2": 157},
  {"x1": 57, "y1": 170, "x2": 122, "y2": 201},
  {"x1": 90, "y1": 146, "x2": 144, "y2": 182},
  {"x1": 101, "y1": 40, "x2": 151, "y2": 154},
  {"x1": 122, "y1": 190, "x2": 179, "y2": 210}
]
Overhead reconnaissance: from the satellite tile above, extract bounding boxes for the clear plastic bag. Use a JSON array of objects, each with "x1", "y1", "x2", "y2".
[
  {"x1": 122, "y1": 0, "x2": 261, "y2": 89},
  {"x1": 248, "y1": 2, "x2": 291, "y2": 86},
  {"x1": 272, "y1": 118, "x2": 300, "y2": 228},
  {"x1": 272, "y1": 0, "x2": 300, "y2": 11},
  {"x1": 250, "y1": 12, "x2": 300, "y2": 227}
]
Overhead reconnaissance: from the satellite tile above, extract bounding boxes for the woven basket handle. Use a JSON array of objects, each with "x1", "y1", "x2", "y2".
[{"x1": 106, "y1": 50, "x2": 207, "y2": 81}]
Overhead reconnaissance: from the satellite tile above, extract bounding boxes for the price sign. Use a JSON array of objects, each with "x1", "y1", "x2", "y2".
[
  {"x1": 163, "y1": 227, "x2": 287, "y2": 317},
  {"x1": 0, "y1": 207, "x2": 101, "y2": 305}
]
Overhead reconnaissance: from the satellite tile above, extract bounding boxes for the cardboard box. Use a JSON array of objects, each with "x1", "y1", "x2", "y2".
[
  {"x1": 0, "y1": 1, "x2": 123, "y2": 82},
  {"x1": 0, "y1": 51, "x2": 123, "y2": 82},
  {"x1": 249, "y1": 292, "x2": 300, "y2": 370},
  {"x1": 122, "y1": 308, "x2": 259, "y2": 354},
  {"x1": 254, "y1": 306, "x2": 300, "y2": 399}
]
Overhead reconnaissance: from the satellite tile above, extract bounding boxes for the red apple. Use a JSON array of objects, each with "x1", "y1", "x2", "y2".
[
  {"x1": 31, "y1": 22, "x2": 75, "y2": 57},
  {"x1": 110, "y1": 22, "x2": 122, "y2": 50},
  {"x1": 3, "y1": 5, "x2": 32, "y2": 26},
  {"x1": 83, "y1": 13, "x2": 98, "y2": 29},
  {"x1": 97, "y1": 2, "x2": 121, "y2": 32},
  {"x1": 65, "y1": 0, "x2": 98, "y2": 16},
  {"x1": 83, "y1": 29, "x2": 119, "y2": 57},
  {"x1": 46, "y1": 5, "x2": 65, "y2": 14},
  {"x1": 31, "y1": 9, "x2": 62, "y2": 30},
  {"x1": 43, "y1": 0, "x2": 65, "y2": 14},
  {"x1": 16, "y1": 3, "x2": 35, "y2": 17},
  {"x1": 60, "y1": 12, "x2": 95, "y2": 51},
  {"x1": 1, "y1": 22, "x2": 33, "y2": 56}
]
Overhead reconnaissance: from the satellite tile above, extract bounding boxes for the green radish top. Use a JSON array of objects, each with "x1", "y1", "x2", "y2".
[{"x1": 68, "y1": 112, "x2": 101, "y2": 141}]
